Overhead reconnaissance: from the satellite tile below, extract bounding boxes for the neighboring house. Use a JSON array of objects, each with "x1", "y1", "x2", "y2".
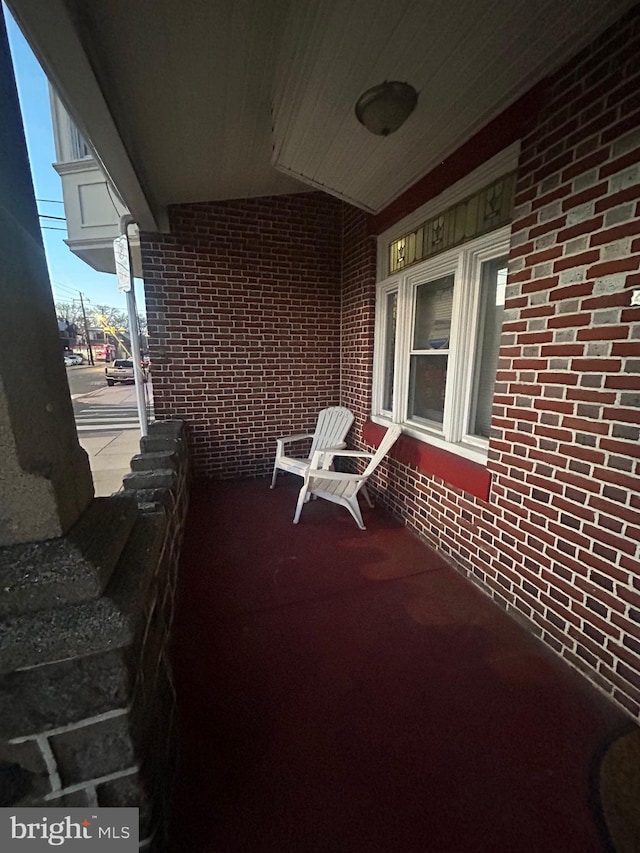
[
  {"x1": 57, "y1": 317, "x2": 77, "y2": 351},
  {"x1": 48, "y1": 87, "x2": 142, "y2": 278},
  {"x1": 5, "y1": 0, "x2": 640, "y2": 730},
  {"x1": 82, "y1": 326, "x2": 114, "y2": 361}
]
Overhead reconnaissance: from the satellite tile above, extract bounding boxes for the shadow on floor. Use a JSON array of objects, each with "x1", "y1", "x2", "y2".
[{"x1": 168, "y1": 477, "x2": 628, "y2": 852}]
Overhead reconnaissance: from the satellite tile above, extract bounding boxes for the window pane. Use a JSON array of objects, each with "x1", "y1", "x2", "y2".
[
  {"x1": 413, "y1": 274, "x2": 454, "y2": 350},
  {"x1": 408, "y1": 354, "x2": 448, "y2": 424},
  {"x1": 469, "y1": 257, "x2": 508, "y2": 438},
  {"x1": 70, "y1": 122, "x2": 91, "y2": 160},
  {"x1": 382, "y1": 291, "x2": 397, "y2": 411}
]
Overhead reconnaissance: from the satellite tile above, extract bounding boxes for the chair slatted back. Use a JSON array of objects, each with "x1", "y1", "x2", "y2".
[
  {"x1": 308, "y1": 407, "x2": 354, "y2": 458},
  {"x1": 362, "y1": 425, "x2": 402, "y2": 477}
]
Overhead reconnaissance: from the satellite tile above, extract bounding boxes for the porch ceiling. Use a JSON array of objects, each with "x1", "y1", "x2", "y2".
[{"x1": 8, "y1": 0, "x2": 637, "y2": 231}]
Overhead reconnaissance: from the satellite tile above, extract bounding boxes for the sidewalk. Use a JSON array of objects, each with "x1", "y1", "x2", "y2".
[
  {"x1": 79, "y1": 429, "x2": 142, "y2": 496},
  {"x1": 74, "y1": 380, "x2": 149, "y2": 497}
]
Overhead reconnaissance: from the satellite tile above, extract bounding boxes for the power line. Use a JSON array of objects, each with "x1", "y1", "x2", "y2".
[
  {"x1": 39, "y1": 214, "x2": 67, "y2": 221},
  {"x1": 41, "y1": 226, "x2": 67, "y2": 231},
  {"x1": 52, "y1": 289, "x2": 135, "y2": 318},
  {"x1": 52, "y1": 293, "x2": 79, "y2": 302},
  {"x1": 36, "y1": 198, "x2": 64, "y2": 205},
  {"x1": 51, "y1": 282, "x2": 81, "y2": 299}
]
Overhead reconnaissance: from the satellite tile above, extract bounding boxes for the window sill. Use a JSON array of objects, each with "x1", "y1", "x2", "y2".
[{"x1": 366, "y1": 417, "x2": 492, "y2": 501}]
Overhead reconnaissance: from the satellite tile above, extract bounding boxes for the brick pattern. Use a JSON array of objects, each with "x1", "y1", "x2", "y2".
[
  {"x1": 141, "y1": 193, "x2": 343, "y2": 478},
  {"x1": 495, "y1": 10, "x2": 640, "y2": 718},
  {"x1": 340, "y1": 8, "x2": 640, "y2": 722},
  {"x1": 341, "y1": 205, "x2": 377, "y2": 442}
]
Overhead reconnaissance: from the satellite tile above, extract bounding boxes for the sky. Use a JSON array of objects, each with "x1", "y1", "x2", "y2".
[{"x1": 4, "y1": 6, "x2": 132, "y2": 316}]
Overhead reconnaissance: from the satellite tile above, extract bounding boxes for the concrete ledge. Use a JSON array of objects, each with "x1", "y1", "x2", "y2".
[
  {"x1": 140, "y1": 419, "x2": 186, "y2": 455},
  {"x1": 130, "y1": 450, "x2": 178, "y2": 472},
  {"x1": 0, "y1": 417, "x2": 189, "y2": 838},
  {"x1": 0, "y1": 497, "x2": 138, "y2": 618},
  {"x1": 0, "y1": 596, "x2": 131, "y2": 674},
  {"x1": 120, "y1": 488, "x2": 177, "y2": 511},
  {"x1": 0, "y1": 649, "x2": 130, "y2": 739},
  {"x1": 106, "y1": 512, "x2": 166, "y2": 636},
  {"x1": 122, "y1": 469, "x2": 177, "y2": 491},
  {"x1": 0, "y1": 512, "x2": 167, "y2": 675}
]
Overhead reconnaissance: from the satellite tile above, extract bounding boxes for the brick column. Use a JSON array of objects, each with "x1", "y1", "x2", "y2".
[{"x1": 0, "y1": 9, "x2": 93, "y2": 545}]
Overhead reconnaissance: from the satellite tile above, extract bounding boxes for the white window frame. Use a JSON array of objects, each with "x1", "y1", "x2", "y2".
[{"x1": 372, "y1": 226, "x2": 511, "y2": 465}]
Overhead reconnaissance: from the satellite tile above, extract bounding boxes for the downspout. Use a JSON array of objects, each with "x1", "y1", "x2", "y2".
[{"x1": 118, "y1": 214, "x2": 148, "y2": 436}]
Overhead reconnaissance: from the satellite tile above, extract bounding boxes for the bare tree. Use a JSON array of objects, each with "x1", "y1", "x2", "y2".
[
  {"x1": 55, "y1": 300, "x2": 147, "y2": 358},
  {"x1": 54, "y1": 300, "x2": 84, "y2": 328}
]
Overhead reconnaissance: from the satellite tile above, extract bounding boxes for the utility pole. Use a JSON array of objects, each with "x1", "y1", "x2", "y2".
[{"x1": 79, "y1": 292, "x2": 94, "y2": 365}]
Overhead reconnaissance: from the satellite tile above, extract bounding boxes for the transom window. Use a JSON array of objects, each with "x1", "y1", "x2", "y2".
[{"x1": 373, "y1": 226, "x2": 509, "y2": 463}]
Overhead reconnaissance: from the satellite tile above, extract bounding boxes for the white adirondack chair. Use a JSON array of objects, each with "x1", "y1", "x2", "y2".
[
  {"x1": 293, "y1": 424, "x2": 402, "y2": 530},
  {"x1": 270, "y1": 406, "x2": 354, "y2": 488}
]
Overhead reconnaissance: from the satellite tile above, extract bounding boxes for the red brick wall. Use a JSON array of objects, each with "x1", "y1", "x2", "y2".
[
  {"x1": 500, "y1": 10, "x2": 640, "y2": 718},
  {"x1": 341, "y1": 205, "x2": 377, "y2": 441},
  {"x1": 140, "y1": 11, "x2": 640, "y2": 721},
  {"x1": 141, "y1": 193, "x2": 342, "y2": 477},
  {"x1": 341, "y1": 9, "x2": 640, "y2": 721}
]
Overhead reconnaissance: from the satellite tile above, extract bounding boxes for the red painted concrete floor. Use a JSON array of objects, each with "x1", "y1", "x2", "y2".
[{"x1": 168, "y1": 477, "x2": 628, "y2": 852}]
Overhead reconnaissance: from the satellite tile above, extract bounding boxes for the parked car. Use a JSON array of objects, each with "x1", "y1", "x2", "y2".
[
  {"x1": 63, "y1": 352, "x2": 83, "y2": 366},
  {"x1": 105, "y1": 359, "x2": 148, "y2": 386}
]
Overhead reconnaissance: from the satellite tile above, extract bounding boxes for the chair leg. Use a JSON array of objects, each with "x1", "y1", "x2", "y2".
[
  {"x1": 270, "y1": 462, "x2": 279, "y2": 488},
  {"x1": 345, "y1": 496, "x2": 366, "y2": 530},
  {"x1": 361, "y1": 484, "x2": 374, "y2": 508},
  {"x1": 293, "y1": 484, "x2": 309, "y2": 524}
]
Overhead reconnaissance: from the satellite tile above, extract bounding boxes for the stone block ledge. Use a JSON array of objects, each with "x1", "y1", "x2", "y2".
[
  {"x1": 139, "y1": 418, "x2": 187, "y2": 456},
  {"x1": 0, "y1": 497, "x2": 138, "y2": 619},
  {"x1": 0, "y1": 649, "x2": 130, "y2": 740},
  {"x1": 122, "y1": 469, "x2": 177, "y2": 492},
  {"x1": 0, "y1": 416, "x2": 189, "y2": 841},
  {"x1": 0, "y1": 512, "x2": 167, "y2": 675},
  {"x1": 130, "y1": 450, "x2": 178, "y2": 472},
  {"x1": 0, "y1": 596, "x2": 131, "y2": 675}
]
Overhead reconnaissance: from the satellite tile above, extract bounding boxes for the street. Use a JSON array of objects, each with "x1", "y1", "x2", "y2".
[
  {"x1": 65, "y1": 362, "x2": 106, "y2": 397},
  {"x1": 65, "y1": 363, "x2": 153, "y2": 432},
  {"x1": 64, "y1": 362, "x2": 153, "y2": 494}
]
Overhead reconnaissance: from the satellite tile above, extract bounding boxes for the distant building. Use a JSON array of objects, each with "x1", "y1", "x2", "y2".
[{"x1": 57, "y1": 317, "x2": 77, "y2": 352}]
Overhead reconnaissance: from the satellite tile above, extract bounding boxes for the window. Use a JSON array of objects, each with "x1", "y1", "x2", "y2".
[
  {"x1": 70, "y1": 121, "x2": 92, "y2": 160},
  {"x1": 373, "y1": 226, "x2": 509, "y2": 463}
]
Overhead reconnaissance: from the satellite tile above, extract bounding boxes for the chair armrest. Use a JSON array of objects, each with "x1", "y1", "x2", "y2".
[
  {"x1": 321, "y1": 449, "x2": 373, "y2": 458},
  {"x1": 276, "y1": 433, "x2": 314, "y2": 455},
  {"x1": 310, "y1": 448, "x2": 373, "y2": 469},
  {"x1": 307, "y1": 470, "x2": 365, "y2": 483},
  {"x1": 278, "y1": 432, "x2": 314, "y2": 444}
]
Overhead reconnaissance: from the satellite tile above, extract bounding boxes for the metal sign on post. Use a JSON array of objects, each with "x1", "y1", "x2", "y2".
[
  {"x1": 113, "y1": 221, "x2": 148, "y2": 436},
  {"x1": 114, "y1": 234, "x2": 132, "y2": 292}
]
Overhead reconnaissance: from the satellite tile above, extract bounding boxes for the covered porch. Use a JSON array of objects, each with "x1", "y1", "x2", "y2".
[
  {"x1": 2, "y1": 0, "x2": 640, "y2": 847},
  {"x1": 169, "y1": 475, "x2": 630, "y2": 852}
]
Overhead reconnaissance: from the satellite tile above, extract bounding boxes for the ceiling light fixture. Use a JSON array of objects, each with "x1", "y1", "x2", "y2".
[{"x1": 355, "y1": 81, "x2": 418, "y2": 136}]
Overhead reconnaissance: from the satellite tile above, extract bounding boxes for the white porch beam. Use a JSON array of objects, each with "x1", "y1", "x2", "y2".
[{"x1": 6, "y1": 0, "x2": 165, "y2": 233}]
